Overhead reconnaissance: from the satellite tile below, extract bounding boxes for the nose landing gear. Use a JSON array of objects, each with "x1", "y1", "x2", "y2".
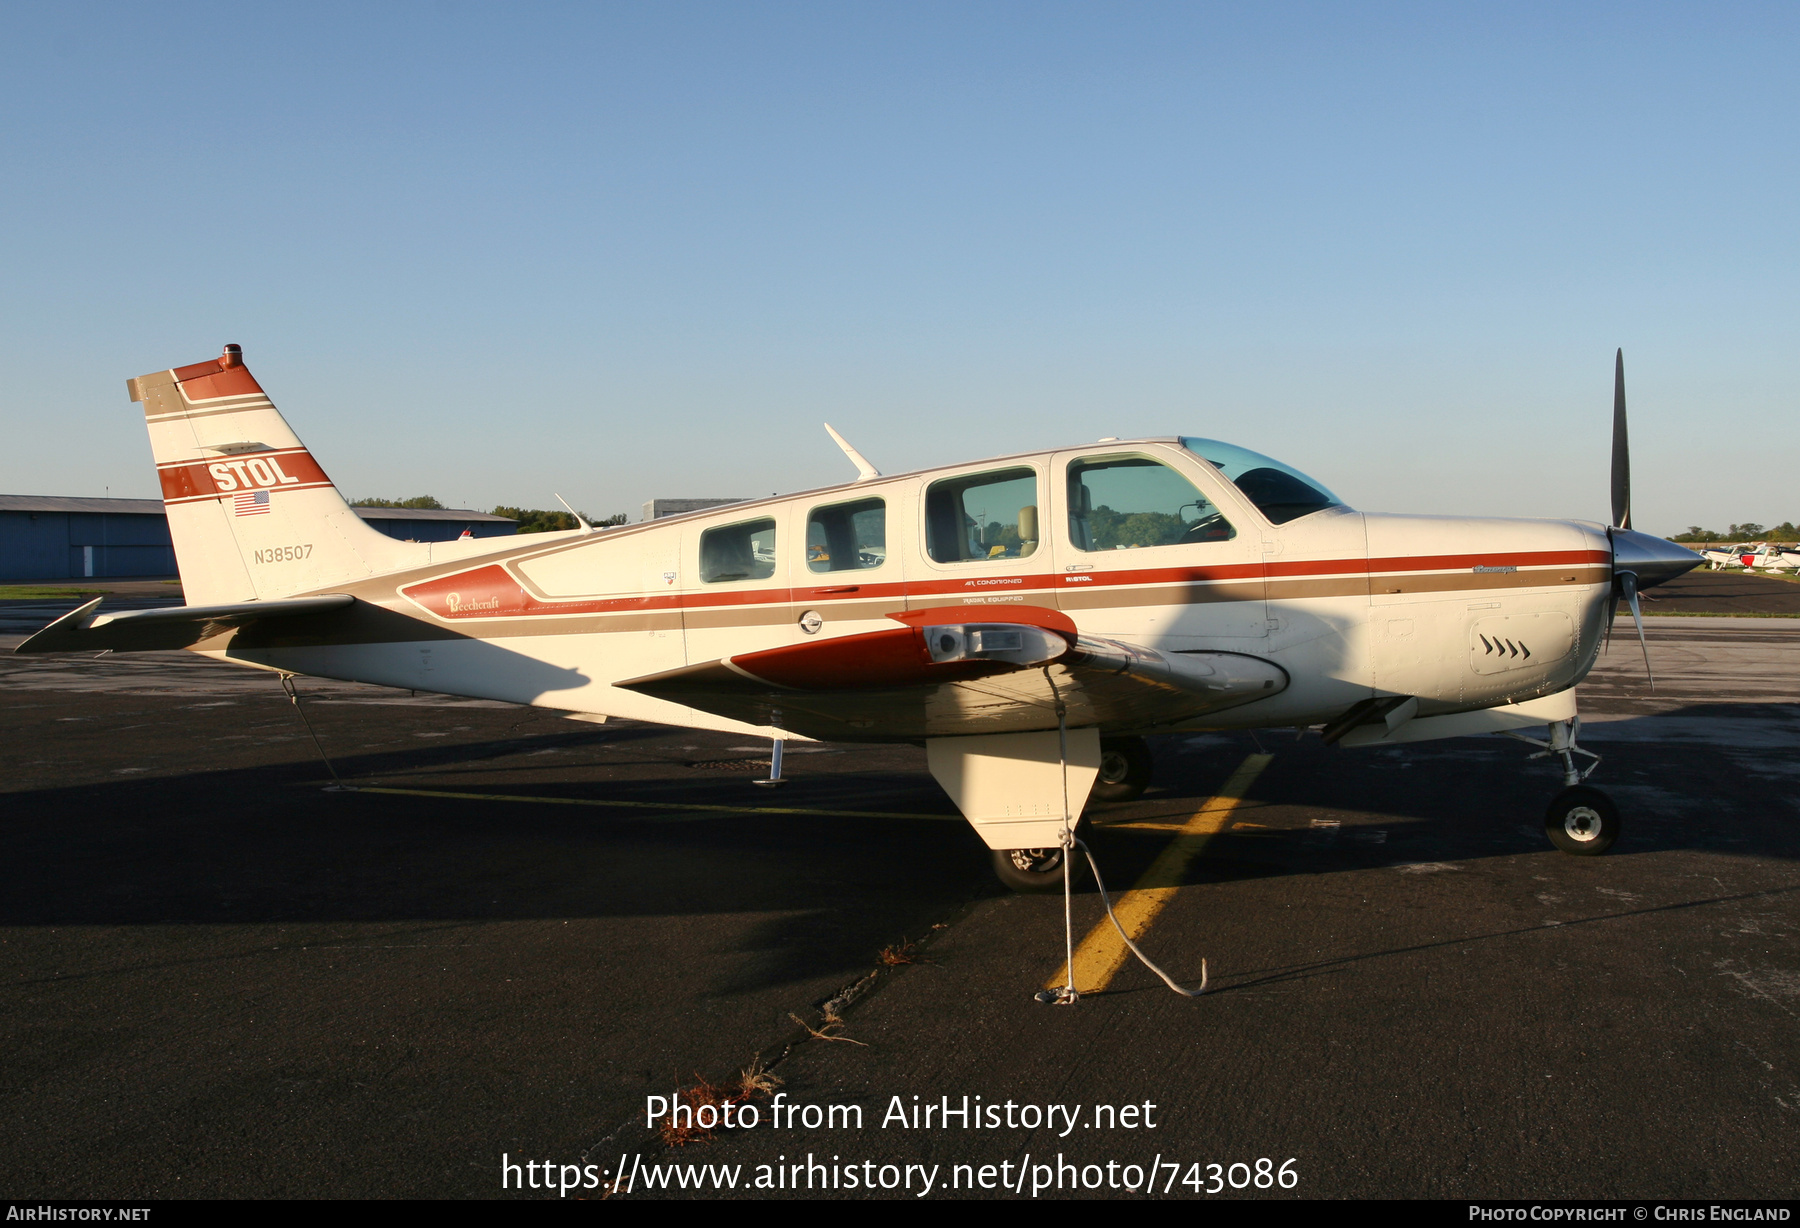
[
  {"x1": 1506, "y1": 716, "x2": 1622, "y2": 857},
  {"x1": 1544, "y1": 786, "x2": 1620, "y2": 856}
]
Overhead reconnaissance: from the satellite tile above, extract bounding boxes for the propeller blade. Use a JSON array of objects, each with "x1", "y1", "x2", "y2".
[
  {"x1": 1618, "y1": 569, "x2": 1654, "y2": 688},
  {"x1": 1602, "y1": 528, "x2": 1617, "y2": 656},
  {"x1": 1611, "y1": 348, "x2": 1631, "y2": 530}
]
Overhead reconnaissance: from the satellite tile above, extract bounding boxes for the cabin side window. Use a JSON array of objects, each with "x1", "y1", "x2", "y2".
[
  {"x1": 806, "y1": 497, "x2": 886, "y2": 573},
  {"x1": 1066, "y1": 455, "x2": 1235, "y2": 552},
  {"x1": 924, "y1": 467, "x2": 1040, "y2": 563},
  {"x1": 699, "y1": 517, "x2": 777, "y2": 583}
]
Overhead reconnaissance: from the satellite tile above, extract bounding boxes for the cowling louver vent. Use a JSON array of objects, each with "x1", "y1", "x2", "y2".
[{"x1": 1470, "y1": 612, "x2": 1573, "y2": 676}]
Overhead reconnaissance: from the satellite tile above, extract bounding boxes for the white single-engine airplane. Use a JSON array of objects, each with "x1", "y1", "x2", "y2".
[
  {"x1": 1702, "y1": 543, "x2": 1796, "y2": 573},
  {"x1": 22, "y1": 345, "x2": 1701, "y2": 889}
]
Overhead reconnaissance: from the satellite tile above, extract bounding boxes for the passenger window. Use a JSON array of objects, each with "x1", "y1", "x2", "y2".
[
  {"x1": 925, "y1": 467, "x2": 1040, "y2": 563},
  {"x1": 1067, "y1": 455, "x2": 1234, "y2": 551},
  {"x1": 699, "y1": 517, "x2": 777, "y2": 583},
  {"x1": 807, "y1": 498, "x2": 886, "y2": 573}
]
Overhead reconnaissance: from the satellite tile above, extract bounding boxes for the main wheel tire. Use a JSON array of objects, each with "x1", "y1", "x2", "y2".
[
  {"x1": 1544, "y1": 786, "x2": 1620, "y2": 856},
  {"x1": 1091, "y1": 736, "x2": 1153, "y2": 803},
  {"x1": 991, "y1": 846, "x2": 1071, "y2": 893}
]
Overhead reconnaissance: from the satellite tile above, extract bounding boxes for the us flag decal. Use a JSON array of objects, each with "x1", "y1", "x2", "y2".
[{"x1": 234, "y1": 490, "x2": 272, "y2": 516}]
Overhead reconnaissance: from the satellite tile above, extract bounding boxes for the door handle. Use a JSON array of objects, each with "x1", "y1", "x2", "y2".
[{"x1": 816, "y1": 585, "x2": 860, "y2": 594}]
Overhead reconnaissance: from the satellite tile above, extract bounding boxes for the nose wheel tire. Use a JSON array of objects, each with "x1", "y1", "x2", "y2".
[
  {"x1": 1544, "y1": 786, "x2": 1620, "y2": 856},
  {"x1": 1091, "y1": 736, "x2": 1153, "y2": 803}
]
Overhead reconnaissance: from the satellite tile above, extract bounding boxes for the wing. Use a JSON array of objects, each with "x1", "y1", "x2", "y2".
[
  {"x1": 616, "y1": 612, "x2": 1288, "y2": 741},
  {"x1": 15, "y1": 594, "x2": 356, "y2": 654}
]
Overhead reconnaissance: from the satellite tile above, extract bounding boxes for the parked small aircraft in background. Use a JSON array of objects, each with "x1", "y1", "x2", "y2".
[
  {"x1": 1744, "y1": 545, "x2": 1797, "y2": 572},
  {"x1": 21, "y1": 346, "x2": 1700, "y2": 888},
  {"x1": 1702, "y1": 543, "x2": 1797, "y2": 572}
]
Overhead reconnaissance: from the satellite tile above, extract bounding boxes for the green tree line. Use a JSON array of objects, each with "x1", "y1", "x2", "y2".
[
  {"x1": 490, "y1": 506, "x2": 628, "y2": 533},
  {"x1": 353, "y1": 496, "x2": 628, "y2": 533},
  {"x1": 352, "y1": 495, "x2": 446, "y2": 509},
  {"x1": 1667, "y1": 522, "x2": 1798, "y2": 543}
]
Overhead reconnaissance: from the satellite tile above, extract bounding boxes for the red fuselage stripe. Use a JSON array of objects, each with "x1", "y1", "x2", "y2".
[{"x1": 397, "y1": 548, "x2": 1611, "y2": 622}]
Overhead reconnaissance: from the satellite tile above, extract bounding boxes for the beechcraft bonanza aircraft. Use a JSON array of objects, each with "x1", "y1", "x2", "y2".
[{"x1": 22, "y1": 346, "x2": 1702, "y2": 890}]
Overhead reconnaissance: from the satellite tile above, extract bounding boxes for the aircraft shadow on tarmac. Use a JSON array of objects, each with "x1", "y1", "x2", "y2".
[
  {"x1": 1, "y1": 700, "x2": 1795, "y2": 995},
  {"x1": 1173, "y1": 878, "x2": 1800, "y2": 1006}
]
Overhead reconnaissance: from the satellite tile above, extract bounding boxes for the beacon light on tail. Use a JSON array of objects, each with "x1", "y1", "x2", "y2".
[{"x1": 19, "y1": 344, "x2": 1701, "y2": 885}]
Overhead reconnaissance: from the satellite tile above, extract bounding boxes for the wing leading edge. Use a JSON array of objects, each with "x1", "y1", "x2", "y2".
[{"x1": 617, "y1": 609, "x2": 1288, "y2": 741}]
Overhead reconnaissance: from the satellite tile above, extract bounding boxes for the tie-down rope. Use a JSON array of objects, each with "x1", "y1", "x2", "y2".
[
  {"x1": 1035, "y1": 671, "x2": 1206, "y2": 1005},
  {"x1": 279, "y1": 672, "x2": 356, "y2": 792}
]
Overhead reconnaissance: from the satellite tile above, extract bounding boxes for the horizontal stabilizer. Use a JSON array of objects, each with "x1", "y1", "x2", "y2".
[{"x1": 15, "y1": 594, "x2": 355, "y2": 654}]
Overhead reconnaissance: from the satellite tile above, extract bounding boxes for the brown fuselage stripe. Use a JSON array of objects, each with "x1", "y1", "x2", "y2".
[
  {"x1": 223, "y1": 560, "x2": 1608, "y2": 652},
  {"x1": 397, "y1": 549, "x2": 1610, "y2": 624}
]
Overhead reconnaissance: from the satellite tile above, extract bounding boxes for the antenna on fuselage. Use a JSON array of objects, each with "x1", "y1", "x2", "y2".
[
  {"x1": 553, "y1": 493, "x2": 595, "y2": 534},
  {"x1": 823, "y1": 423, "x2": 881, "y2": 482}
]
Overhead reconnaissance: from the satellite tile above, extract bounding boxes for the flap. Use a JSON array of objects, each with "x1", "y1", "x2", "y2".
[{"x1": 618, "y1": 621, "x2": 1287, "y2": 740}]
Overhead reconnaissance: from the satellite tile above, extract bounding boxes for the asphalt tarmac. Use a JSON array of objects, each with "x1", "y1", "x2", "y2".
[
  {"x1": 1641, "y1": 567, "x2": 1800, "y2": 616},
  {"x1": 2, "y1": 602, "x2": 1797, "y2": 1200}
]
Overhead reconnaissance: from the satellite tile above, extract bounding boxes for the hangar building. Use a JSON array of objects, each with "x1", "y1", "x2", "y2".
[
  {"x1": 0, "y1": 495, "x2": 516, "y2": 581},
  {"x1": 643, "y1": 497, "x2": 746, "y2": 520},
  {"x1": 345, "y1": 506, "x2": 519, "y2": 544}
]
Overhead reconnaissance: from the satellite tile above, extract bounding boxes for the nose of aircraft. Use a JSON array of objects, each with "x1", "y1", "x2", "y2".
[{"x1": 1611, "y1": 528, "x2": 1703, "y2": 589}]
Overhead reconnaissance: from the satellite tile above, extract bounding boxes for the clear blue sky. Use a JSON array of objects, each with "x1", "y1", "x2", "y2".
[{"x1": 2, "y1": 2, "x2": 1794, "y2": 533}]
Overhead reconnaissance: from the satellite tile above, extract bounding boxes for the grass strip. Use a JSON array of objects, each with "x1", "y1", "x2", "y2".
[{"x1": 0, "y1": 587, "x2": 106, "y2": 599}]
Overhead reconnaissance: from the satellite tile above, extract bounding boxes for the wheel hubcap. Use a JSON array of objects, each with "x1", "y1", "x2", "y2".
[
  {"x1": 1008, "y1": 848, "x2": 1062, "y2": 874},
  {"x1": 1099, "y1": 752, "x2": 1128, "y2": 784},
  {"x1": 1562, "y1": 806, "x2": 1603, "y2": 842}
]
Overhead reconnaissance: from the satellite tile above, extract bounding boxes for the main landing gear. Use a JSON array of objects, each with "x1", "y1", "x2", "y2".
[
  {"x1": 1092, "y1": 736, "x2": 1153, "y2": 803},
  {"x1": 989, "y1": 737, "x2": 1153, "y2": 892},
  {"x1": 992, "y1": 845, "x2": 1075, "y2": 893},
  {"x1": 1507, "y1": 717, "x2": 1621, "y2": 857}
]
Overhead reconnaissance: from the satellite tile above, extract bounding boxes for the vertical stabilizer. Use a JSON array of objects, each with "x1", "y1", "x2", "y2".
[{"x1": 132, "y1": 345, "x2": 428, "y2": 604}]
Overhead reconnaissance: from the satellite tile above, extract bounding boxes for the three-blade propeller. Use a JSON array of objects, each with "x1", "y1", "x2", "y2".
[{"x1": 1606, "y1": 349, "x2": 1654, "y2": 686}]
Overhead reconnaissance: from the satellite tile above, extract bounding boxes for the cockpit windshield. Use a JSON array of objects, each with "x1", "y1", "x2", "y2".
[{"x1": 1179, "y1": 438, "x2": 1345, "y2": 525}]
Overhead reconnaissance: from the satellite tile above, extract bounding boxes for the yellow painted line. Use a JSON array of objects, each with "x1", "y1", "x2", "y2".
[
  {"x1": 348, "y1": 784, "x2": 957, "y2": 822},
  {"x1": 1048, "y1": 752, "x2": 1274, "y2": 994},
  {"x1": 1102, "y1": 802, "x2": 1273, "y2": 833}
]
